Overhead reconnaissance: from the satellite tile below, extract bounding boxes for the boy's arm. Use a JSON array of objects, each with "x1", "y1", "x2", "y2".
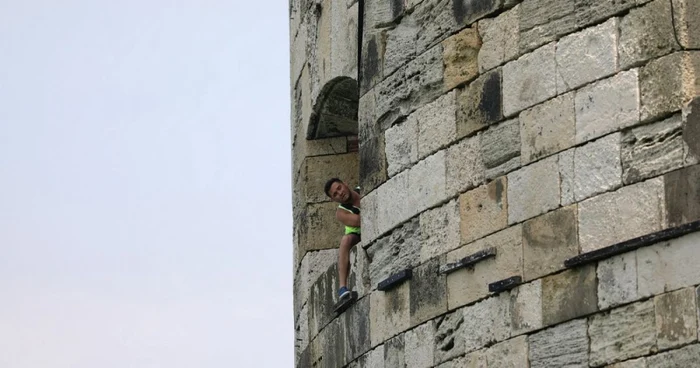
[{"x1": 336, "y1": 209, "x2": 361, "y2": 228}]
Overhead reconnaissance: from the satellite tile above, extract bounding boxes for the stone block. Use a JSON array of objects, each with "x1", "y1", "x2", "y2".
[
  {"x1": 445, "y1": 135, "x2": 486, "y2": 196},
  {"x1": 413, "y1": 0, "x2": 460, "y2": 55},
  {"x1": 622, "y1": 114, "x2": 685, "y2": 185},
  {"x1": 367, "y1": 218, "x2": 422, "y2": 288},
  {"x1": 435, "y1": 350, "x2": 487, "y2": 368},
  {"x1": 309, "y1": 264, "x2": 339, "y2": 338},
  {"x1": 360, "y1": 31, "x2": 385, "y2": 95},
  {"x1": 330, "y1": 1, "x2": 359, "y2": 79},
  {"x1": 578, "y1": 177, "x2": 665, "y2": 253},
  {"x1": 375, "y1": 44, "x2": 445, "y2": 128},
  {"x1": 442, "y1": 27, "x2": 481, "y2": 91},
  {"x1": 306, "y1": 137, "x2": 348, "y2": 157},
  {"x1": 672, "y1": 0, "x2": 700, "y2": 49},
  {"x1": 305, "y1": 153, "x2": 360, "y2": 203},
  {"x1": 665, "y1": 164, "x2": 700, "y2": 228},
  {"x1": 456, "y1": 69, "x2": 503, "y2": 138},
  {"x1": 640, "y1": 51, "x2": 700, "y2": 122},
  {"x1": 606, "y1": 358, "x2": 647, "y2": 368},
  {"x1": 362, "y1": 170, "x2": 409, "y2": 245},
  {"x1": 520, "y1": 92, "x2": 576, "y2": 164},
  {"x1": 523, "y1": 205, "x2": 579, "y2": 281},
  {"x1": 453, "y1": 0, "x2": 504, "y2": 26},
  {"x1": 301, "y1": 201, "x2": 347, "y2": 253},
  {"x1": 575, "y1": 70, "x2": 640, "y2": 144},
  {"x1": 507, "y1": 155, "x2": 560, "y2": 224},
  {"x1": 410, "y1": 258, "x2": 447, "y2": 327},
  {"x1": 574, "y1": 133, "x2": 623, "y2": 202},
  {"x1": 342, "y1": 296, "x2": 371, "y2": 362},
  {"x1": 420, "y1": 199, "x2": 460, "y2": 263},
  {"x1": 447, "y1": 226, "x2": 522, "y2": 309},
  {"x1": 529, "y1": 319, "x2": 589, "y2": 368},
  {"x1": 485, "y1": 336, "x2": 528, "y2": 368},
  {"x1": 655, "y1": 287, "x2": 698, "y2": 350},
  {"x1": 383, "y1": 22, "x2": 419, "y2": 78},
  {"x1": 353, "y1": 346, "x2": 385, "y2": 368},
  {"x1": 385, "y1": 116, "x2": 418, "y2": 177},
  {"x1": 574, "y1": 0, "x2": 642, "y2": 28},
  {"x1": 541, "y1": 265, "x2": 598, "y2": 326},
  {"x1": 637, "y1": 231, "x2": 700, "y2": 298},
  {"x1": 462, "y1": 293, "x2": 512, "y2": 353},
  {"x1": 409, "y1": 150, "x2": 447, "y2": 211},
  {"x1": 405, "y1": 321, "x2": 435, "y2": 368},
  {"x1": 295, "y1": 304, "x2": 310, "y2": 362},
  {"x1": 417, "y1": 90, "x2": 458, "y2": 159},
  {"x1": 503, "y1": 43, "x2": 557, "y2": 116},
  {"x1": 518, "y1": 0, "x2": 576, "y2": 52},
  {"x1": 370, "y1": 282, "x2": 411, "y2": 347},
  {"x1": 480, "y1": 119, "x2": 521, "y2": 172},
  {"x1": 360, "y1": 134, "x2": 388, "y2": 195},
  {"x1": 646, "y1": 344, "x2": 700, "y2": 368},
  {"x1": 589, "y1": 300, "x2": 656, "y2": 367},
  {"x1": 598, "y1": 252, "x2": 639, "y2": 310},
  {"x1": 459, "y1": 177, "x2": 508, "y2": 244},
  {"x1": 296, "y1": 249, "x2": 338, "y2": 316},
  {"x1": 619, "y1": 0, "x2": 678, "y2": 69},
  {"x1": 478, "y1": 5, "x2": 520, "y2": 72},
  {"x1": 434, "y1": 309, "x2": 467, "y2": 364},
  {"x1": 556, "y1": 18, "x2": 618, "y2": 93},
  {"x1": 510, "y1": 280, "x2": 543, "y2": 335},
  {"x1": 384, "y1": 334, "x2": 405, "y2": 368},
  {"x1": 559, "y1": 148, "x2": 576, "y2": 206},
  {"x1": 684, "y1": 98, "x2": 700, "y2": 164},
  {"x1": 320, "y1": 317, "x2": 348, "y2": 368}
]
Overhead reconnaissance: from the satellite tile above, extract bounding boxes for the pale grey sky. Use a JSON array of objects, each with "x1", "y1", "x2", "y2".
[{"x1": 0, "y1": 1, "x2": 292, "y2": 367}]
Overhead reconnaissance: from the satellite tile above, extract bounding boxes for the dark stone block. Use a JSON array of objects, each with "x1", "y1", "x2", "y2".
[
  {"x1": 378, "y1": 269, "x2": 413, "y2": 291},
  {"x1": 384, "y1": 334, "x2": 406, "y2": 368},
  {"x1": 359, "y1": 135, "x2": 388, "y2": 195},
  {"x1": 321, "y1": 318, "x2": 347, "y2": 368},
  {"x1": 488, "y1": 275, "x2": 522, "y2": 293},
  {"x1": 438, "y1": 247, "x2": 497, "y2": 275},
  {"x1": 565, "y1": 220, "x2": 700, "y2": 268},
  {"x1": 453, "y1": 0, "x2": 502, "y2": 26},
  {"x1": 410, "y1": 259, "x2": 447, "y2": 326},
  {"x1": 457, "y1": 69, "x2": 503, "y2": 138},
  {"x1": 360, "y1": 34, "x2": 383, "y2": 95},
  {"x1": 542, "y1": 266, "x2": 598, "y2": 326},
  {"x1": 341, "y1": 296, "x2": 371, "y2": 362},
  {"x1": 666, "y1": 165, "x2": 700, "y2": 228},
  {"x1": 309, "y1": 264, "x2": 338, "y2": 336},
  {"x1": 685, "y1": 97, "x2": 700, "y2": 159}
]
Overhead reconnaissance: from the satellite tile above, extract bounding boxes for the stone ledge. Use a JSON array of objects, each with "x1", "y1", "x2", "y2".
[
  {"x1": 565, "y1": 220, "x2": 700, "y2": 268},
  {"x1": 378, "y1": 269, "x2": 413, "y2": 291},
  {"x1": 438, "y1": 247, "x2": 497, "y2": 275}
]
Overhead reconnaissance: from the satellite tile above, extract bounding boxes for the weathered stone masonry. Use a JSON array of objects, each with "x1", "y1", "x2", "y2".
[{"x1": 291, "y1": 0, "x2": 700, "y2": 367}]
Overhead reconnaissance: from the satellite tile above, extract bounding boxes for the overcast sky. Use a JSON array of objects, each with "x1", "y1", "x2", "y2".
[{"x1": 0, "y1": 1, "x2": 292, "y2": 366}]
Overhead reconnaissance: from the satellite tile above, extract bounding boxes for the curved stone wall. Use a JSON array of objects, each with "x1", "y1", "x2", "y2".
[{"x1": 291, "y1": 0, "x2": 700, "y2": 367}]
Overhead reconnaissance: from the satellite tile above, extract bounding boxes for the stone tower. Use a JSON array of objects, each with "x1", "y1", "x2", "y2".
[{"x1": 291, "y1": 0, "x2": 700, "y2": 367}]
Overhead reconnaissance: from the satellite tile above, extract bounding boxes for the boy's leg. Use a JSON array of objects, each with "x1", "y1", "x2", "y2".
[{"x1": 338, "y1": 233, "x2": 361, "y2": 291}]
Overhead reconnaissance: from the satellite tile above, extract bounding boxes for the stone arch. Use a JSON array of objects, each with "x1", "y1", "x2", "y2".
[{"x1": 307, "y1": 77, "x2": 359, "y2": 140}]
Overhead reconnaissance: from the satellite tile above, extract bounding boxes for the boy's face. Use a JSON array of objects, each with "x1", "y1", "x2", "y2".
[{"x1": 328, "y1": 181, "x2": 350, "y2": 203}]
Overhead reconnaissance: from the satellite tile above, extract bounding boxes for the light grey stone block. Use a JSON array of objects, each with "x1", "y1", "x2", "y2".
[
  {"x1": 446, "y1": 135, "x2": 486, "y2": 196},
  {"x1": 637, "y1": 231, "x2": 700, "y2": 298},
  {"x1": 519, "y1": 0, "x2": 576, "y2": 52},
  {"x1": 575, "y1": 70, "x2": 640, "y2": 144},
  {"x1": 434, "y1": 309, "x2": 466, "y2": 364},
  {"x1": 417, "y1": 90, "x2": 458, "y2": 159},
  {"x1": 529, "y1": 319, "x2": 589, "y2": 368},
  {"x1": 640, "y1": 51, "x2": 700, "y2": 122},
  {"x1": 405, "y1": 321, "x2": 435, "y2": 368},
  {"x1": 520, "y1": 92, "x2": 576, "y2": 165},
  {"x1": 485, "y1": 336, "x2": 528, "y2": 368},
  {"x1": 463, "y1": 293, "x2": 512, "y2": 353},
  {"x1": 598, "y1": 252, "x2": 639, "y2": 310},
  {"x1": 578, "y1": 177, "x2": 664, "y2": 253},
  {"x1": 646, "y1": 344, "x2": 700, "y2": 368},
  {"x1": 385, "y1": 116, "x2": 419, "y2": 177},
  {"x1": 589, "y1": 300, "x2": 656, "y2": 367},
  {"x1": 420, "y1": 199, "x2": 460, "y2": 263},
  {"x1": 556, "y1": 18, "x2": 619, "y2": 94},
  {"x1": 385, "y1": 334, "x2": 406, "y2": 368},
  {"x1": 503, "y1": 43, "x2": 557, "y2": 116},
  {"x1": 370, "y1": 282, "x2": 410, "y2": 347},
  {"x1": 606, "y1": 358, "x2": 647, "y2": 368},
  {"x1": 559, "y1": 148, "x2": 576, "y2": 206},
  {"x1": 507, "y1": 155, "x2": 560, "y2": 224},
  {"x1": 672, "y1": 0, "x2": 700, "y2": 49},
  {"x1": 574, "y1": 133, "x2": 622, "y2": 202},
  {"x1": 409, "y1": 150, "x2": 447, "y2": 211},
  {"x1": 510, "y1": 279, "x2": 543, "y2": 335},
  {"x1": 478, "y1": 5, "x2": 520, "y2": 72},
  {"x1": 367, "y1": 218, "x2": 422, "y2": 288}
]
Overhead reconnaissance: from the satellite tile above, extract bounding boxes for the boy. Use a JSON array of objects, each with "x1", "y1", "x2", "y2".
[{"x1": 324, "y1": 178, "x2": 361, "y2": 300}]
